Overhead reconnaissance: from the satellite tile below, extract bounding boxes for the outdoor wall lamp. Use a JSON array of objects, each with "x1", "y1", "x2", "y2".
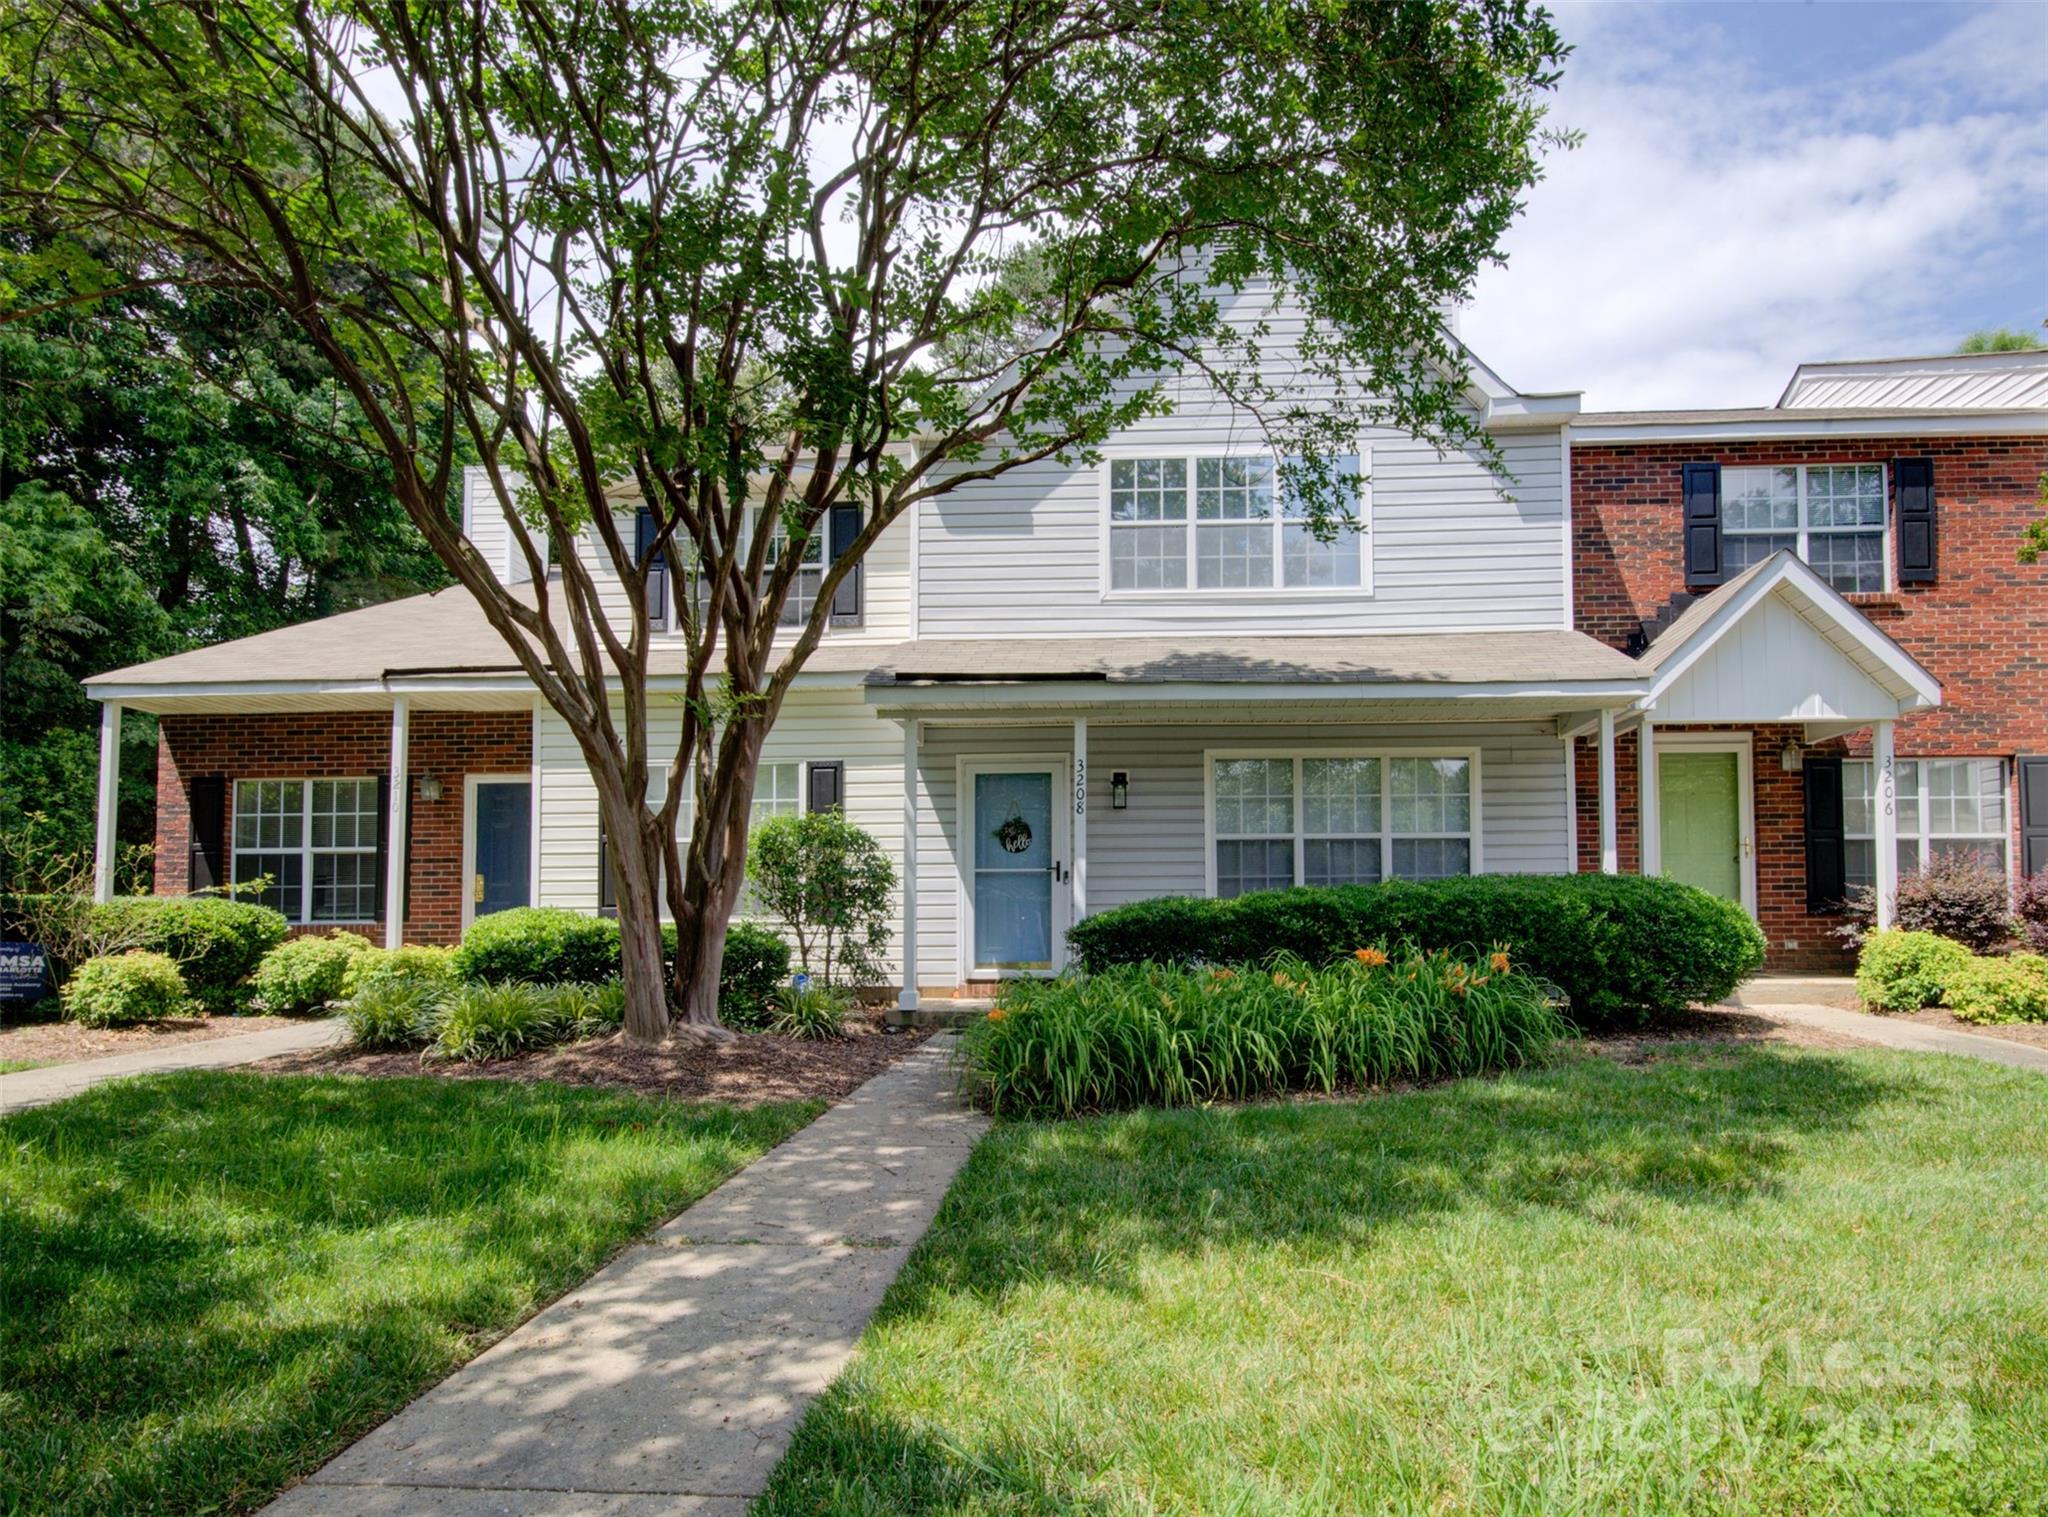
[
  {"x1": 1111, "y1": 771, "x2": 1129, "y2": 810},
  {"x1": 1779, "y1": 740, "x2": 1803, "y2": 774},
  {"x1": 417, "y1": 774, "x2": 444, "y2": 803}
]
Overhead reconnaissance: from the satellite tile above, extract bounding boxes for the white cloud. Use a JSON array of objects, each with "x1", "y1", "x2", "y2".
[{"x1": 1462, "y1": 1, "x2": 2048, "y2": 409}]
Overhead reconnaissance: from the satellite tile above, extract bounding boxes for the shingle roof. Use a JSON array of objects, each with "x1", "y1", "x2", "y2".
[{"x1": 1633, "y1": 556, "x2": 1779, "y2": 673}]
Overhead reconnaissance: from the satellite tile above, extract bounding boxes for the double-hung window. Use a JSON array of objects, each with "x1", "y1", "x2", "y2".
[
  {"x1": 751, "y1": 761, "x2": 803, "y2": 828},
  {"x1": 1209, "y1": 753, "x2": 1472, "y2": 898},
  {"x1": 1843, "y1": 757, "x2": 2009, "y2": 888},
  {"x1": 1720, "y1": 464, "x2": 1887, "y2": 592},
  {"x1": 1108, "y1": 450, "x2": 1367, "y2": 594},
  {"x1": 232, "y1": 779, "x2": 380, "y2": 923},
  {"x1": 756, "y1": 509, "x2": 825, "y2": 627}
]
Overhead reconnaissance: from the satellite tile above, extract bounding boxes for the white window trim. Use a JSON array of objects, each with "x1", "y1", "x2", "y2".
[
  {"x1": 749, "y1": 758, "x2": 810, "y2": 829},
  {"x1": 232, "y1": 777, "x2": 380, "y2": 926},
  {"x1": 1647, "y1": 731, "x2": 1758, "y2": 919},
  {"x1": 1844, "y1": 757, "x2": 2011, "y2": 884},
  {"x1": 1201, "y1": 745, "x2": 1483, "y2": 897},
  {"x1": 751, "y1": 505, "x2": 827, "y2": 629},
  {"x1": 1721, "y1": 462, "x2": 1891, "y2": 594},
  {"x1": 956, "y1": 752, "x2": 1073, "y2": 981},
  {"x1": 1097, "y1": 443, "x2": 1374, "y2": 601}
]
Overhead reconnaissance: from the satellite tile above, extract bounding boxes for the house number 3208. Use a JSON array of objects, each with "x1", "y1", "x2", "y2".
[{"x1": 1074, "y1": 758, "x2": 1087, "y2": 816}]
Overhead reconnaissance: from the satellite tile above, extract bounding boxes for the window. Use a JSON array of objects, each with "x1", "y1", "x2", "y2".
[
  {"x1": 1844, "y1": 758, "x2": 2008, "y2": 889},
  {"x1": 1209, "y1": 753, "x2": 1471, "y2": 898},
  {"x1": 1108, "y1": 451, "x2": 1367, "y2": 594},
  {"x1": 1721, "y1": 464, "x2": 1886, "y2": 592},
  {"x1": 758, "y1": 510, "x2": 825, "y2": 627},
  {"x1": 751, "y1": 761, "x2": 802, "y2": 828},
  {"x1": 232, "y1": 779, "x2": 380, "y2": 923}
]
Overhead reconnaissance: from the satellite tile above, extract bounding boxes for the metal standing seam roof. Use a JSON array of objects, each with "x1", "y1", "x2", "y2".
[
  {"x1": 1571, "y1": 406, "x2": 2043, "y2": 427},
  {"x1": 1776, "y1": 350, "x2": 2048, "y2": 411}
]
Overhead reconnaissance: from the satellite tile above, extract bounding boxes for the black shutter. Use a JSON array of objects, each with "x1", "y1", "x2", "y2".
[
  {"x1": 828, "y1": 502, "x2": 863, "y2": 622},
  {"x1": 635, "y1": 507, "x2": 670, "y2": 631},
  {"x1": 597, "y1": 816, "x2": 617, "y2": 918},
  {"x1": 1803, "y1": 755, "x2": 1847, "y2": 913},
  {"x1": 1894, "y1": 457, "x2": 1937, "y2": 585},
  {"x1": 373, "y1": 773, "x2": 391, "y2": 925},
  {"x1": 1682, "y1": 462, "x2": 1723, "y2": 589},
  {"x1": 2020, "y1": 755, "x2": 2048, "y2": 877},
  {"x1": 188, "y1": 775, "x2": 227, "y2": 893},
  {"x1": 806, "y1": 761, "x2": 844, "y2": 815}
]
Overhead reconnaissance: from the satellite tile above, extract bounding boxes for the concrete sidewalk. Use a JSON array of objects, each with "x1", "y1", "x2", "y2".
[
  {"x1": 1743, "y1": 1001, "x2": 2048, "y2": 1073},
  {"x1": 266, "y1": 1033, "x2": 985, "y2": 1516},
  {"x1": 0, "y1": 1017, "x2": 348, "y2": 1114}
]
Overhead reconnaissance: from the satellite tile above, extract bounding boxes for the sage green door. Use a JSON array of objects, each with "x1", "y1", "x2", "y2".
[{"x1": 1659, "y1": 751, "x2": 1742, "y2": 903}]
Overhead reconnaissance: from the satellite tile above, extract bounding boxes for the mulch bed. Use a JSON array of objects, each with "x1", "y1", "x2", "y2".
[
  {"x1": 1581, "y1": 1006, "x2": 1878, "y2": 1064},
  {"x1": 256, "y1": 1007, "x2": 932, "y2": 1105},
  {"x1": 1900, "y1": 1006, "x2": 2048, "y2": 1050},
  {"x1": 0, "y1": 1013, "x2": 309, "y2": 1066}
]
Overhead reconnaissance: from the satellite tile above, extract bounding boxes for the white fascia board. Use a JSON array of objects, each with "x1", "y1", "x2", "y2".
[
  {"x1": 1571, "y1": 413, "x2": 2046, "y2": 444},
  {"x1": 866, "y1": 678, "x2": 1651, "y2": 712},
  {"x1": 1482, "y1": 393, "x2": 1583, "y2": 430}
]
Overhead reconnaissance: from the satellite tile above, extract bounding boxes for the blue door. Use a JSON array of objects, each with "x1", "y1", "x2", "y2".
[{"x1": 473, "y1": 780, "x2": 532, "y2": 919}]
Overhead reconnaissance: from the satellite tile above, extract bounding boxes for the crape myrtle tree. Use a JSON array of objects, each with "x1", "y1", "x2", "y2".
[{"x1": 4, "y1": 0, "x2": 1568, "y2": 1041}]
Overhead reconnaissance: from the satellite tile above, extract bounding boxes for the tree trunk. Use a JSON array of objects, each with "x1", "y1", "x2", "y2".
[
  {"x1": 667, "y1": 723, "x2": 766, "y2": 1029},
  {"x1": 595, "y1": 778, "x2": 670, "y2": 1045}
]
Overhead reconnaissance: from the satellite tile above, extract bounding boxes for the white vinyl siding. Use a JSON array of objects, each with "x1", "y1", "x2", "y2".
[
  {"x1": 232, "y1": 778, "x2": 379, "y2": 924},
  {"x1": 1721, "y1": 464, "x2": 1887, "y2": 593},
  {"x1": 1844, "y1": 757, "x2": 2010, "y2": 887}
]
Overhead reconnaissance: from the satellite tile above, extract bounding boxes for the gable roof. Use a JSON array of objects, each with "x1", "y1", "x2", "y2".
[{"x1": 1777, "y1": 348, "x2": 2048, "y2": 410}]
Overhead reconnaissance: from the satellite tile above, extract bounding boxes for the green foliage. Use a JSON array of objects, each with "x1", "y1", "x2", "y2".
[
  {"x1": 341, "y1": 944, "x2": 457, "y2": 997},
  {"x1": 251, "y1": 932, "x2": 371, "y2": 1015},
  {"x1": 452, "y1": 907, "x2": 623, "y2": 985},
  {"x1": 1855, "y1": 928, "x2": 1975, "y2": 1012},
  {"x1": 430, "y1": 983, "x2": 562, "y2": 1061},
  {"x1": 1067, "y1": 876, "x2": 1765, "y2": 1029},
  {"x1": 961, "y1": 948, "x2": 1568, "y2": 1117},
  {"x1": 1943, "y1": 953, "x2": 2048, "y2": 1025},
  {"x1": 745, "y1": 811, "x2": 894, "y2": 985},
  {"x1": 536, "y1": 980, "x2": 628, "y2": 1042},
  {"x1": 717, "y1": 921, "x2": 793, "y2": 1031},
  {"x1": 340, "y1": 977, "x2": 442, "y2": 1049},
  {"x1": 2020, "y1": 470, "x2": 2048, "y2": 566},
  {"x1": 86, "y1": 896, "x2": 288, "y2": 1012},
  {"x1": 1892, "y1": 853, "x2": 2014, "y2": 951},
  {"x1": 769, "y1": 982, "x2": 851, "y2": 1041},
  {"x1": 62, "y1": 950, "x2": 190, "y2": 1026},
  {"x1": 2018, "y1": 872, "x2": 2048, "y2": 953},
  {"x1": 1956, "y1": 327, "x2": 2044, "y2": 353}
]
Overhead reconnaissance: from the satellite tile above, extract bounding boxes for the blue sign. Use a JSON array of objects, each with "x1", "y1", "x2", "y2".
[{"x1": 0, "y1": 943, "x2": 50, "y2": 1003}]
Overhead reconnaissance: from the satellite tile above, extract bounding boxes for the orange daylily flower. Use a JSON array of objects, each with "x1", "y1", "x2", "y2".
[
  {"x1": 1490, "y1": 950, "x2": 1512, "y2": 974},
  {"x1": 1353, "y1": 947, "x2": 1389, "y2": 967},
  {"x1": 986, "y1": 1008, "x2": 1007, "y2": 1021}
]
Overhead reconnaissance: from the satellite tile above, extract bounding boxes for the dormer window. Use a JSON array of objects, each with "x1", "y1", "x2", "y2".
[{"x1": 1105, "y1": 450, "x2": 1369, "y2": 596}]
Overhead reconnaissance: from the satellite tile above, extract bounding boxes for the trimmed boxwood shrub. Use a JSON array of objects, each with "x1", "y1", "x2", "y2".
[
  {"x1": 1855, "y1": 928, "x2": 1974, "y2": 1013},
  {"x1": 1943, "y1": 953, "x2": 2048, "y2": 1025},
  {"x1": 342, "y1": 944, "x2": 458, "y2": 997},
  {"x1": 63, "y1": 951, "x2": 191, "y2": 1027},
  {"x1": 251, "y1": 932, "x2": 372, "y2": 1014},
  {"x1": 87, "y1": 897, "x2": 288, "y2": 1012},
  {"x1": 1065, "y1": 875, "x2": 1764, "y2": 1029},
  {"x1": 451, "y1": 907, "x2": 792, "y2": 1025}
]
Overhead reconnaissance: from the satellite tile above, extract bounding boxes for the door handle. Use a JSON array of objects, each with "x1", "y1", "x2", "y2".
[
  {"x1": 473, "y1": 872, "x2": 486, "y2": 903},
  {"x1": 1049, "y1": 861, "x2": 1066, "y2": 883}
]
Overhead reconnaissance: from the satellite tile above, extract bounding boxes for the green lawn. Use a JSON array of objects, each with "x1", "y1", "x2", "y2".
[
  {"x1": 0, "y1": 1059, "x2": 56, "y2": 1075},
  {"x1": 759, "y1": 1045, "x2": 2048, "y2": 1515},
  {"x1": 0, "y1": 1072, "x2": 818, "y2": 1515}
]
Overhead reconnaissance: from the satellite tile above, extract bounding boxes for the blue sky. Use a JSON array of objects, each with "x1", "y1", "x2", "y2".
[{"x1": 1462, "y1": 0, "x2": 2048, "y2": 410}]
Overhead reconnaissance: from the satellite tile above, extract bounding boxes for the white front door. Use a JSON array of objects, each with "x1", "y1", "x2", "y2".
[{"x1": 962, "y1": 758, "x2": 1070, "y2": 977}]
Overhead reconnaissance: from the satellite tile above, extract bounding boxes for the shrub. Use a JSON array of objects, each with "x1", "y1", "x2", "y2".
[
  {"x1": 1855, "y1": 928, "x2": 1974, "y2": 1013},
  {"x1": 960, "y1": 946, "x2": 1569, "y2": 1117},
  {"x1": 342, "y1": 977, "x2": 443, "y2": 1049},
  {"x1": 1066, "y1": 875, "x2": 1764, "y2": 1029},
  {"x1": 62, "y1": 951, "x2": 191, "y2": 1027},
  {"x1": 536, "y1": 980, "x2": 626, "y2": 1041},
  {"x1": 1943, "y1": 953, "x2": 2048, "y2": 1026},
  {"x1": 745, "y1": 812, "x2": 894, "y2": 985},
  {"x1": 431, "y1": 982, "x2": 562, "y2": 1060},
  {"x1": 717, "y1": 922, "x2": 792, "y2": 1030},
  {"x1": 1892, "y1": 854, "x2": 2013, "y2": 952},
  {"x1": 2017, "y1": 874, "x2": 2048, "y2": 954},
  {"x1": 770, "y1": 981, "x2": 850, "y2": 1040},
  {"x1": 452, "y1": 907, "x2": 623, "y2": 984},
  {"x1": 342, "y1": 944, "x2": 457, "y2": 997},
  {"x1": 251, "y1": 932, "x2": 371, "y2": 1015},
  {"x1": 86, "y1": 896, "x2": 289, "y2": 1012}
]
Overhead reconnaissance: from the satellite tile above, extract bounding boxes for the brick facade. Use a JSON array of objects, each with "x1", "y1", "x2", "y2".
[
  {"x1": 154, "y1": 710, "x2": 532, "y2": 944},
  {"x1": 1572, "y1": 434, "x2": 2048, "y2": 969}
]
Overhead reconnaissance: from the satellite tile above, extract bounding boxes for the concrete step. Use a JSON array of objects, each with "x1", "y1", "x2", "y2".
[
  {"x1": 886, "y1": 999, "x2": 995, "y2": 1029},
  {"x1": 1723, "y1": 975, "x2": 1862, "y2": 1011}
]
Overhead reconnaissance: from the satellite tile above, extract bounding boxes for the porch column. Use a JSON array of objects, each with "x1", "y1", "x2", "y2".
[
  {"x1": 1874, "y1": 718, "x2": 1898, "y2": 930},
  {"x1": 92, "y1": 700, "x2": 123, "y2": 902},
  {"x1": 1638, "y1": 720, "x2": 1660, "y2": 878},
  {"x1": 385, "y1": 696, "x2": 410, "y2": 949},
  {"x1": 1071, "y1": 716, "x2": 1088, "y2": 923},
  {"x1": 897, "y1": 719, "x2": 919, "y2": 1012},
  {"x1": 1597, "y1": 707, "x2": 1619, "y2": 874}
]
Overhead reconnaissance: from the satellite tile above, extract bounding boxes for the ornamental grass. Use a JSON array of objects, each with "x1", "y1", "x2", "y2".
[{"x1": 959, "y1": 946, "x2": 1569, "y2": 1117}]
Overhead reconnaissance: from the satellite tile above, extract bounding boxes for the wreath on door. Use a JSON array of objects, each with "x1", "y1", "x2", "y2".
[{"x1": 995, "y1": 813, "x2": 1034, "y2": 854}]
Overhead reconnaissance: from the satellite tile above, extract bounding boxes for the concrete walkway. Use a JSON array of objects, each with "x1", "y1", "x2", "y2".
[
  {"x1": 1742, "y1": 1001, "x2": 2048, "y2": 1073},
  {"x1": 266, "y1": 1034, "x2": 986, "y2": 1516},
  {"x1": 0, "y1": 1017, "x2": 348, "y2": 1114}
]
